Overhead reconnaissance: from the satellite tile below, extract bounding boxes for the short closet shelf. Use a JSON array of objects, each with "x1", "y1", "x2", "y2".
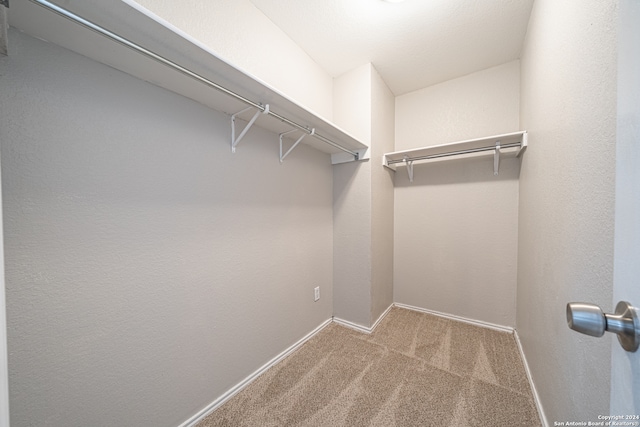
[{"x1": 383, "y1": 131, "x2": 528, "y2": 182}]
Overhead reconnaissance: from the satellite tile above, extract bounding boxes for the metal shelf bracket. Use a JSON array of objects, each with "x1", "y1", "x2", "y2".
[
  {"x1": 493, "y1": 142, "x2": 501, "y2": 176},
  {"x1": 280, "y1": 128, "x2": 313, "y2": 163},
  {"x1": 404, "y1": 156, "x2": 414, "y2": 183},
  {"x1": 231, "y1": 104, "x2": 269, "y2": 153}
]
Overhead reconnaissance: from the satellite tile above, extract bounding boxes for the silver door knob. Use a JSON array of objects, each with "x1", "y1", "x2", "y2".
[{"x1": 566, "y1": 301, "x2": 640, "y2": 352}]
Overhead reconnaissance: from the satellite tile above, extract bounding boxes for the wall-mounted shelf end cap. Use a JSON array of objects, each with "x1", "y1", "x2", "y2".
[
  {"x1": 516, "y1": 130, "x2": 528, "y2": 157},
  {"x1": 332, "y1": 148, "x2": 370, "y2": 165}
]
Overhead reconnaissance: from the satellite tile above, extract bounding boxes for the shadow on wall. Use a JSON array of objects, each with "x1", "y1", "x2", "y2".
[
  {"x1": 393, "y1": 154, "x2": 522, "y2": 187},
  {"x1": 333, "y1": 160, "x2": 370, "y2": 208}
]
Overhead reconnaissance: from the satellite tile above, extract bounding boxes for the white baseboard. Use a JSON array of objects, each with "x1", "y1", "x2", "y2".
[
  {"x1": 371, "y1": 304, "x2": 394, "y2": 331},
  {"x1": 513, "y1": 330, "x2": 548, "y2": 427},
  {"x1": 331, "y1": 317, "x2": 371, "y2": 333},
  {"x1": 393, "y1": 303, "x2": 514, "y2": 333},
  {"x1": 333, "y1": 303, "x2": 394, "y2": 334},
  {"x1": 178, "y1": 318, "x2": 333, "y2": 427}
]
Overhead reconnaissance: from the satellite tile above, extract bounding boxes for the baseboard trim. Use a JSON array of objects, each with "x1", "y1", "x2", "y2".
[
  {"x1": 513, "y1": 330, "x2": 549, "y2": 427},
  {"x1": 331, "y1": 317, "x2": 370, "y2": 333},
  {"x1": 371, "y1": 304, "x2": 394, "y2": 331},
  {"x1": 393, "y1": 303, "x2": 514, "y2": 333},
  {"x1": 178, "y1": 317, "x2": 333, "y2": 427},
  {"x1": 332, "y1": 303, "x2": 394, "y2": 334}
]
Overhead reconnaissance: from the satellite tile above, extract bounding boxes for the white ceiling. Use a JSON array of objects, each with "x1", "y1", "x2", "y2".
[{"x1": 249, "y1": 0, "x2": 534, "y2": 95}]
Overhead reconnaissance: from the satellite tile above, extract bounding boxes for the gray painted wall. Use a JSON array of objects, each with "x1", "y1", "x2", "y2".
[
  {"x1": 333, "y1": 161, "x2": 373, "y2": 327},
  {"x1": 0, "y1": 5, "x2": 7, "y2": 56},
  {"x1": 332, "y1": 64, "x2": 373, "y2": 328},
  {"x1": 394, "y1": 62, "x2": 521, "y2": 327},
  {"x1": 611, "y1": 0, "x2": 640, "y2": 414},
  {"x1": 370, "y1": 67, "x2": 395, "y2": 323},
  {"x1": 332, "y1": 64, "x2": 394, "y2": 328},
  {"x1": 0, "y1": 7, "x2": 7, "y2": 427},
  {"x1": 1, "y1": 30, "x2": 334, "y2": 427},
  {"x1": 518, "y1": 0, "x2": 617, "y2": 422},
  {"x1": 133, "y1": 0, "x2": 334, "y2": 121}
]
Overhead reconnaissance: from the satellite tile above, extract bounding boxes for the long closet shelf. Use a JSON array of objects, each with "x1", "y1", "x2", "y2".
[
  {"x1": 8, "y1": 0, "x2": 368, "y2": 164},
  {"x1": 383, "y1": 131, "x2": 527, "y2": 181}
]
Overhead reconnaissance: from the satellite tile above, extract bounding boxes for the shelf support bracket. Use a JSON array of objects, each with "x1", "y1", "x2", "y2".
[
  {"x1": 404, "y1": 156, "x2": 414, "y2": 183},
  {"x1": 231, "y1": 104, "x2": 269, "y2": 153},
  {"x1": 280, "y1": 128, "x2": 313, "y2": 163},
  {"x1": 494, "y1": 142, "x2": 501, "y2": 175}
]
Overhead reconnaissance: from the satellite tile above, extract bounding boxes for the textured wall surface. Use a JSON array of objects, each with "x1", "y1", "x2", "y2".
[
  {"x1": 370, "y1": 67, "x2": 395, "y2": 323},
  {"x1": 332, "y1": 63, "x2": 395, "y2": 328},
  {"x1": 395, "y1": 61, "x2": 521, "y2": 150},
  {"x1": 0, "y1": 6, "x2": 7, "y2": 56},
  {"x1": 610, "y1": 0, "x2": 640, "y2": 415},
  {"x1": 332, "y1": 160, "x2": 372, "y2": 327},
  {"x1": 0, "y1": 7, "x2": 7, "y2": 420},
  {"x1": 332, "y1": 64, "x2": 373, "y2": 327},
  {"x1": 132, "y1": 0, "x2": 334, "y2": 121},
  {"x1": 0, "y1": 125, "x2": 7, "y2": 427},
  {"x1": 518, "y1": 0, "x2": 618, "y2": 422},
  {"x1": 394, "y1": 62, "x2": 521, "y2": 327},
  {"x1": 0, "y1": 31, "x2": 334, "y2": 427}
]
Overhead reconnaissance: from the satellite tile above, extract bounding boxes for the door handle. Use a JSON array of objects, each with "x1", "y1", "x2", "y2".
[{"x1": 566, "y1": 301, "x2": 640, "y2": 352}]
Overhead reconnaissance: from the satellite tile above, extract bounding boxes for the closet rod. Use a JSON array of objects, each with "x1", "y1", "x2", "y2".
[
  {"x1": 28, "y1": 0, "x2": 359, "y2": 160},
  {"x1": 387, "y1": 142, "x2": 521, "y2": 165}
]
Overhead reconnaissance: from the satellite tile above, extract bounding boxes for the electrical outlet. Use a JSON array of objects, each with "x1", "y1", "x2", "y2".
[{"x1": 314, "y1": 286, "x2": 320, "y2": 302}]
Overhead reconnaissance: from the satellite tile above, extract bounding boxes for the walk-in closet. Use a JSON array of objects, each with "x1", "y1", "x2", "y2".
[{"x1": 0, "y1": 0, "x2": 638, "y2": 426}]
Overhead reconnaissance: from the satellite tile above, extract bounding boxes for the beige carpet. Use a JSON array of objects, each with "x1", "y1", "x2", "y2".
[{"x1": 198, "y1": 307, "x2": 542, "y2": 426}]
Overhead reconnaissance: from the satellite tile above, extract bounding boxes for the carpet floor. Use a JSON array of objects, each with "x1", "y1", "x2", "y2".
[{"x1": 197, "y1": 307, "x2": 542, "y2": 426}]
